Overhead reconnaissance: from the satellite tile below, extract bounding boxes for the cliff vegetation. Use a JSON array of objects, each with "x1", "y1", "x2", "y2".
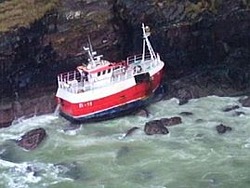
[{"x1": 0, "y1": 0, "x2": 59, "y2": 32}]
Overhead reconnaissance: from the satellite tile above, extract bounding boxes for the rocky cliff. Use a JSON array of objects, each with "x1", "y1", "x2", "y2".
[{"x1": 1, "y1": 0, "x2": 250, "y2": 127}]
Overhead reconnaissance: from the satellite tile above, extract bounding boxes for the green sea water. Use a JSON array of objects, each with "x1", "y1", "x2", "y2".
[{"x1": 1, "y1": 96, "x2": 250, "y2": 188}]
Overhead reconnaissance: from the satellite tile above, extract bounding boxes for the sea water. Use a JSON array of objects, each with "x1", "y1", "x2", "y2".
[{"x1": 0, "y1": 96, "x2": 250, "y2": 188}]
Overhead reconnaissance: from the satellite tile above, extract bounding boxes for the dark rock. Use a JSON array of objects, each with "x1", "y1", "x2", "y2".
[
  {"x1": 179, "y1": 111, "x2": 193, "y2": 116},
  {"x1": 26, "y1": 165, "x2": 40, "y2": 177},
  {"x1": 153, "y1": 83, "x2": 168, "y2": 102},
  {"x1": 178, "y1": 99, "x2": 189, "y2": 105},
  {"x1": 239, "y1": 96, "x2": 250, "y2": 107},
  {"x1": 222, "y1": 105, "x2": 240, "y2": 112},
  {"x1": 144, "y1": 120, "x2": 169, "y2": 135},
  {"x1": 0, "y1": 94, "x2": 57, "y2": 129},
  {"x1": 133, "y1": 108, "x2": 150, "y2": 117},
  {"x1": 119, "y1": 127, "x2": 140, "y2": 139},
  {"x1": 16, "y1": 128, "x2": 47, "y2": 150},
  {"x1": 216, "y1": 124, "x2": 232, "y2": 134},
  {"x1": 177, "y1": 88, "x2": 193, "y2": 103},
  {"x1": 160, "y1": 116, "x2": 182, "y2": 126},
  {"x1": 0, "y1": 105, "x2": 14, "y2": 128},
  {"x1": 233, "y1": 111, "x2": 245, "y2": 116}
]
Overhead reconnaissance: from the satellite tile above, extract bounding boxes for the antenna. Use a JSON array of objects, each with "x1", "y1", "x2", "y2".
[{"x1": 88, "y1": 35, "x2": 93, "y2": 54}]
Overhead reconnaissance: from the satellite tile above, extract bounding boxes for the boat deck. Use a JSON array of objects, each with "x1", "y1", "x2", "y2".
[{"x1": 57, "y1": 53, "x2": 161, "y2": 94}]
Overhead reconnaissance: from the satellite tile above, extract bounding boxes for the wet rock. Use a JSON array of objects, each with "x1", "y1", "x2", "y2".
[
  {"x1": 153, "y1": 83, "x2": 168, "y2": 102},
  {"x1": 178, "y1": 99, "x2": 189, "y2": 105},
  {"x1": 233, "y1": 111, "x2": 245, "y2": 116},
  {"x1": 119, "y1": 127, "x2": 140, "y2": 139},
  {"x1": 133, "y1": 108, "x2": 150, "y2": 117},
  {"x1": 160, "y1": 116, "x2": 182, "y2": 126},
  {"x1": 0, "y1": 105, "x2": 14, "y2": 128},
  {"x1": 16, "y1": 128, "x2": 47, "y2": 150},
  {"x1": 144, "y1": 120, "x2": 169, "y2": 135},
  {"x1": 239, "y1": 96, "x2": 250, "y2": 107},
  {"x1": 177, "y1": 88, "x2": 193, "y2": 104},
  {"x1": 0, "y1": 94, "x2": 57, "y2": 129},
  {"x1": 179, "y1": 111, "x2": 193, "y2": 116},
  {"x1": 222, "y1": 105, "x2": 240, "y2": 112},
  {"x1": 26, "y1": 165, "x2": 40, "y2": 177},
  {"x1": 216, "y1": 124, "x2": 232, "y2": 134}
]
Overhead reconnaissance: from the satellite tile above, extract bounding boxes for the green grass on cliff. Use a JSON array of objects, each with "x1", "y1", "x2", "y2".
[{"x1": 0, "y1": 0, "x2": 59, "y2": 32}]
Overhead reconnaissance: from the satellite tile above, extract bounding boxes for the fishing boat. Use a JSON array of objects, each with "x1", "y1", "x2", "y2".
[{"x1": 56, "y1": 24, "x2": 165, "y2": 123}]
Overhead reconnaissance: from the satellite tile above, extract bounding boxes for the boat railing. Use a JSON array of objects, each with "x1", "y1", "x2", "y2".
[
  {"x1": 57, "y1": 70, "x2": 85, "y2": 93},
  {"x1": 127, "y1": 53, "x2": 152, "y2": 65},
  {"x1": 112, "y1": 54, "x2": 160, "y2": 82}
]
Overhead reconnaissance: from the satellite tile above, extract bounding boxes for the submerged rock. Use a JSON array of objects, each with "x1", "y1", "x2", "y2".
[
  {"x1": 195, "y1": 118, "x2": 205, "y2": 123},
  {"x1": 16, "y1": 128, "x2": 47, "y2": 150},
  {"x1": 63, "y1": 123, "x2": 81, "y2": 132},
  {"x1": 216, "y1": 124, "x2": 232, "y2": 134},
  {"x1": 0, "y1": 141, "x2": 24, "y2": 163},
  {"x1": 116, "y1": 146, "x2": 130, "y2": 159},
  {"x1": 179, "y1": 111, "x2": 193, "y2": 116},
  {"x1": 119, "y1": 127, "x2": 140, "y2": 139},
  {"x1": 222, "y1": 105, "x2": 240, "y2": 112},
  {"x1": 233, "y1": 111, "x2": 245, "y2": 116}
]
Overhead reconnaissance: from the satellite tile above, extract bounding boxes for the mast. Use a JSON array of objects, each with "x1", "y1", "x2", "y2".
[
  {"x1": 83, "y1": 36, "x2": 98, "y2": 69},
  {"x1": 142, "y1": 23, "x2": 156, "y2": 61}
]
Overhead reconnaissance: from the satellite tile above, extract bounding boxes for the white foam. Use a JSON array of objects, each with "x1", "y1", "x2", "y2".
[{"x1": 1, "y1": 160, "x2": 74, "y2": 188}]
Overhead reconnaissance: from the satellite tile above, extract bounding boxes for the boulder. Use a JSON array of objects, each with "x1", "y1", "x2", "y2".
[
  {"x1": 216, "y1": 124, "x2": 232, "y2": 134},
  {"x1": 16, "y1": 128, "x2": 47, "y2": 150},
  {"x1": 144, "y1": 120, "x2": 169, "y2": 135},
  {"x1": 160, "y1": 116, "x2": 182, "y2": 126},
  {"x1": 239, "y1": 96, "x2": 250, "y2": 107}
]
